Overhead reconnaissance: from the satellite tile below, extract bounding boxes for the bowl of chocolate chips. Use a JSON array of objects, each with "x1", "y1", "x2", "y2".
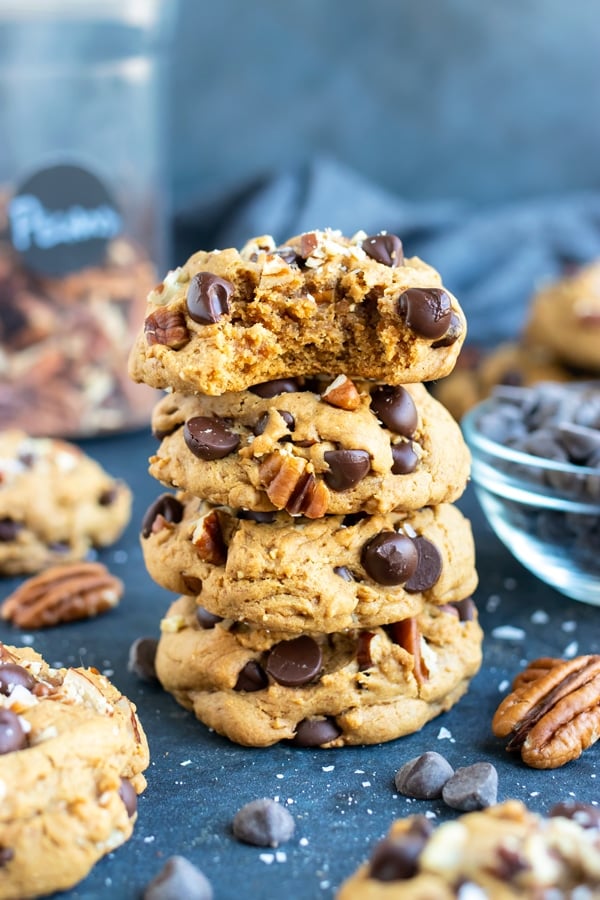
[{"x1": 462, "y1": 381, "x2": 600, "y2": 604}]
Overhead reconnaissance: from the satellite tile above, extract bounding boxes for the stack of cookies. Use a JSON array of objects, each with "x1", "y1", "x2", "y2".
[{"x1": 129, "y1": 228, "x2": 482, "y2": 748}]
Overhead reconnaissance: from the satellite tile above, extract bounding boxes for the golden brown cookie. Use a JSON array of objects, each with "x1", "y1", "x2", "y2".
[
  {"x1": 0, "y1": 430, "x2": 131, "y2": 575},
  {"x1": 149, "y1": 379, "x2": 470, "y2": 516},
  {"x1": 0, "y1": 642, "x2": 149, "y2": 899},
  {"x1": 128, "y1": 229, "x2": 466, "y2": 396},
  {"x1": 155, "y1": 594, "x2": 482, "y2": 748},
  {"x1": 141, "y1": 494, "x2": 478, "y2": 633},
  {"x1": 337, "y1": 800, "x2": 600, "y2": 898}
]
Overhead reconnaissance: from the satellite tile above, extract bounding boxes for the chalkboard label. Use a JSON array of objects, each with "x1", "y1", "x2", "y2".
[{"x1": 8, "y1": 163, "x2": 122, "y2": 276}]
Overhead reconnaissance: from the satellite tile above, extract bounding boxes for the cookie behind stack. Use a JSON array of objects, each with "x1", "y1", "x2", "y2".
[{"x1": 130, "y1": 228, "x2": 482, "y2": 747}]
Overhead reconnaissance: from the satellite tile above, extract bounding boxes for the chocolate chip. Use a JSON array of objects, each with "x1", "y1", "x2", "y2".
[
  {"x1": 357, "y1": 631, "x2": 376, "y2": 670},
  {"x1": 398, "y1": 287, "x2": 452, "y2": 339},
  {"x1": 549, "y1": 800, "x2": 600, "y2": 829},
  {"x1": 442, "y1": 762, "x2": 498, "y2": 811},
  {"x1": 0, "y1": 518, "x2": 22, "y2": 542},
  {"x1": 186, "y1": 272, "x2": 233, "y2": 324},
  {"x1": 0, "y1": 663, "x2": 35, "y2": 695},
  {"x1": 232, "y1": 798, "x2": 295, "y2": 847},
  {"x1": 250, "y1": 379, "x2": 301, "y2": 398},
  {"x1": 127, "y1": 638, "x2": 158, "y2": 682},
  {"x1": 291, "y1": 716, "x2": 342, "y2": 746},
  {"x1": 394, "y1": 751, "x2": 454, "y2": 799},
  {"x1": 391, "y1": 442, "x2": 418, "y2": 475},
  {"x1": 0, "y1": 709, "x2": 27, "y2": 754},
  {"x1": 48, "y1": 541, "x2": 70, "y2": 554},
  {"x1": 266, "y1": 636, "x2": 322, "y2": 687},
  {"x1": 275, "y1": 245, "x2": 300, "y2": 265},
  {"x1": 323, "y1": 449, "x2": 371, "y2": 491},
  {"x1": 234, "y1": 660, "x2": 268, "y2": 692},
  {"x1": 118, "y1": 778, "x2": 138, "y2": 817},
  {"x1": 333, "y1": 565, "x2": 355, "y2": 581},
  {"x1": 237, "y1": 509, "x2": 276, "y2": 524},
  {"x1": 182, "y1": 574, "x2": 203, "y2": 595},
  {"x1": 141, "y1": 494, "x2": 183, "y2": 539},
  {"x1": 369, "y1": 818, "x2": 432, "y2": 882},
  {"x1": 362, "y1": 233, "x2": 404, "y2": 267},
  {"x1": 98, "y1": 486, "x2": 118, "y2": 506},
  {"x1": 431, "y1": 310, "x2": 463, "y2": 348},
  {"x1": 361, "y1": 532, "x2": 419, "y2": 586},
  {"x1": 184, "y1": 416, "x2": 240, "y2": 460},
  {"x1": 0, "y1": 847, "x2": 13, "y2": 867},
  {"x1": 253, "y1": 409, "x2": 295, "y2": 437},
  {"x1": 195, "y1": 606, "x2": 223, "y2": 629},
  {"x1": 143, "y1": 856, "x2": 213, "y2": 900},
  {"x1": 404, "y1": 536, "x2": 442, "y2": 593},
  {"x1": 452, "y1": 597, "x2": 476, "y2": 621},
  {"x1": 342, "y1": 512, "x2": 368, "y2": 527},
  {"x1": 370, "y1": 386, "x2": 418, "y2": 436}
]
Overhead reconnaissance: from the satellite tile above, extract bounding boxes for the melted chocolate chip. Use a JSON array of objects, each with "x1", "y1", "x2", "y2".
[
  {"x1": 186, "y1": 272, "x2": 234, "y2": 324},
  {"x1": 0, "y1": 847, "x2": 13, "y2": 867},
  {"x1": 323, "y1": 449, "x2": 371, "y2": 491},
  {"x1": 0, "y1": 518, "x2": 22, "y2": 542},
  {"x1": 250, "y1": 379, "x2": 301, "y2": 398},
  {"x1": 181, "y1": 574, "x2": 203, "y2": 595},
  {"x1": 253, "y1": 409, "x2": 295, "y2": 437},
  {"x1": 391, "y1": 442, "x2": 418, "y2": 475},
  {"x1": 357, "y1": 631, "x2": 376, "y2": 670},
  {"x1": 48, "y1": 541, "x2": 70, "y2": 554},
  {"x1": 362, "y1": 233, "x2": 404, "y2": 267},
  {"x1": 452, "y1": 597, "x2": 476, "y2": 621},
  {"x1": 119, "y1": 778, "x2": 138, "y2": 817},
  {"x1": 127, "y1": 638, "x2": 158, "y2": 682},
  {"x1": 266, "y1": 636, "x2": 322, "y2": 687},
  {"x1": 404, "y1": 536, "x2": 443, "y2": 593},
  {"x1": 0, "y1": 709, "x2": 27, "y2": 754},
  {"x1": 291, "y1": 717, "x2": 342, "y2": 747},
  {"x1": 361, "y1": 532, "x2": 419, "y2": 585},
  {"x1": 184, "y1": 417, "x2": 240, "y2": 460},
  {"x1": 237, "y1": 509, "x2": 276, "y2": 524},
  {"x1": 342, "y1": 511, "x2": 368, "y2": 527},
  {"x1": 333, "y1": 565, "x2": 355, "y2": 582},
  {"x1": 275, "y1": 245, "x2": 300, "y2": 266},
  {"x1": 370, "y1": 386, "x2": 418, "y2": 436},
  {"x1": 431, "y1": 310, "x2": 463, "y2": 348},
  {"x1": 141, "y1": 494, "x2": 183, "y2": 539},
  {"x1": 398, "y1": 287, "x2": 452, "y2": 339},
  {"x1": 369, "y1": 822, "x2": 431, "y2": 881},
  {"x1": 195, "y1": 606, "x2": 224, "y2": 629},
  {"x1": 0, "y1": 663, "x2": 35, "y2": 695},
  {"x1": 234, "y1": 660, "x2": 268, "y2": 692},
  {"x1": 98, "y1": 486, "x2": 118, "y2": 506}
]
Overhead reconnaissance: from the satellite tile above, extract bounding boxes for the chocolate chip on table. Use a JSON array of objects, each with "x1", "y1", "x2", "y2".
[
  {"x1": 361, "y1": 531, "x2": 419, "y2": 585},
  {"x1": 549, "y1": 800, "x2": 600, "y2": 828},
  {"x1": 143, "y1": 855, "x2": 213, "y2": 900},
  {"x1": 118, "y1": 778, "x2": 138, "y2": 817},
  {"x1": 398, "y1": 287, "x2": 453, "y2": 339},
  {"x1": 362, "y1": 233, "x2": 404, "y2": 267},
  {"x1": 234, "y1": 660, "x2": 269, "y2": 692},
  {"x1": 195, "y1": 606, "x2": 224, "y2": 629},
  {"x1": 370, "y1": 385, "x2": 418, "y2": 436},
  {"x1": 323, "y1": 449, "x2": 371, "y2": 491},
  {"x1": 141, "y1": 494, "x2": 184, "y2": 539},
  {"x1": 250, "y1": 378, "x2": 301, "y2": 398},
  {"x1": 186, "y1": 271, "x2": 234, "y2": 324},
  {"x1": 0, "y1": 663, "x2": 36, "y2": 695},
  {"x1": 391, "y1": 442, "x2": 418, "y2": 475},
  {"x1": 394, "y1": 751, "x2": 454, "y2": 799},
  {"x1": 404, "y1": 536, "x2": 443, "y2": 593},
  {"x1": 266, "y1": 636, "x2": 322, "y2": 686},
  {"x1": 184, "y1": 416, "x2": 240, "y2": 461},
  {"x1": 127, "y1": 637, "x2": 158, "y2": 682},
  {"x1": 0, "y1": 518, "x2": 22, "y2": 542},
  {"x1": 368, "y1": 817, "x2": 432, "y2": 882},
  {"x1": 0, "y1": 708, "x2": 27, "y2": 754},
  {"x1": 441, "y1": 762, "x2": 498, "y2": 811},
  {"x1": 232, "y1": 798, "x2": 295, "y2": 847},
  {"x1": 291, "y1": 716, "x2": 342, "y2": 747}
]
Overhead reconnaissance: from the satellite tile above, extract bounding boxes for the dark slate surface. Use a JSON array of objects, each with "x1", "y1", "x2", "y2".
[{"x1": 2, "y1": 427, "x2": 599, "y2": 899}]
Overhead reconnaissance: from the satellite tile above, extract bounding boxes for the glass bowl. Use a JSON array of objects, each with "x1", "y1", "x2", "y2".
[{"x1": 462, "y1": 395, "x2": 600, "y2": 605}]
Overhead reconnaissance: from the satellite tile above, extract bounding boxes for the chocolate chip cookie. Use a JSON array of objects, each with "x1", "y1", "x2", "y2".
[
  {"x1": 0, "y1": 430, "x2": 131, "y2": 575},
  {"x1": 149, "y1": 379, "x2": 470, "y2": 516},
  {"x1": 155, "y1": 594, "x2": 482, "y2": 747},
  {"x1": 129, "y1": 229, "x2": 466, "y2": 396},
  {"x1": 141, "y1": 494, "x2": 478, "y2": 633},
  {"x1": 337, "y1": 799, "x2": 600, "y2": 898},
  {"x1": 0, "y1": 642, "x2": 149, "y2": 899}
]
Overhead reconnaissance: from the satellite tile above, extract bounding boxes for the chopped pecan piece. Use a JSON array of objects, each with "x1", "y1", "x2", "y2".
[
  {"x1": 389, "y1": 618, "x2": 429, "y2": 685},
  {"x1": 144, "y1": 308, "x2": 190, "y2": 349},
  {"x1": 258, "y1": 452, "x2": 329, "y2": 518},
  {"x1": 191, "y1": 510, "x2": 227, "y2": 564},
  {"x1": 321, "y1": 375, "x2": 361, "y2": 411},
  {"x1": 1, "y1": 562, "x2": 123, "y2": 628},
  {"x1": 492, "y1": 655, "x2": 600, "y2": 768}
]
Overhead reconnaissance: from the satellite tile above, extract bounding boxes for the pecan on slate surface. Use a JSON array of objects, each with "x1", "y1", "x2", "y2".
[
  {"x1": 492, "y1": 655, "x2": 600, "y2": 769},
  {"x1": 258, "y1": 452, "x2": 329, "y2": 518},
  {"x1": 1, "y1": 561, "x2": 123, "y2": 628}
]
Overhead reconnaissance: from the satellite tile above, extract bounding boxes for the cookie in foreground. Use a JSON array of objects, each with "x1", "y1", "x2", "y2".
[
  {"x1": 0, "y1": 642, "x2": 149, "y2": 900},
  {"x1": 337, "y1": 800, "x2": 600, "y2": 898}
]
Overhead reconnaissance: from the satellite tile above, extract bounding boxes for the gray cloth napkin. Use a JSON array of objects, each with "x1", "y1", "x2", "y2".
[{"x1": 175, "y1": 156, "x2": 600, "y2": 347}]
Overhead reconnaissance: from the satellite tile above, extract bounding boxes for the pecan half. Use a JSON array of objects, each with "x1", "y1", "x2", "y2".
[
  {"x1": 1, "y1": 562, "x2": 123, "y2": 628},
  {"x1": 191, "y1": 510, "x2": 227, "y2": 565},
  {"x1": 258, "y1": 452, "x2": 329, "y2": 518},
  {"x1": 144, "y1": 308, "x2": 190, "y2": 349},
  {"x1": 321, "y1": 375, "x2": 361, "y2": 411},
  {"x1": 389, "y1": 618, "x2": 429, "y2": 685},
  {"x1": 492, "y1": 655, "x2": 600, "y2": 768}
]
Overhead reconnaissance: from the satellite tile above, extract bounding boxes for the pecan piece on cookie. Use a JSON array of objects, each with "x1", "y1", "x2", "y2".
[
  {"x1": 258, "y1": 452, "x2": 329, "y2": 518},
  {"x1": 492, "y1": 655, "x2": 600, "y2": 769},
  {"x1": 144, "y1": 307, "x2": 190, "y2": 349},
  {"x1": 1, "y1": 561, "x2": 123, "y2": 628}
]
